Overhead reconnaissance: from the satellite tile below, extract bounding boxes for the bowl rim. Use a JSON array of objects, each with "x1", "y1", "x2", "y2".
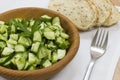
[{"x1": 0, "y1": 7, "x2": 80, "y2": 75}]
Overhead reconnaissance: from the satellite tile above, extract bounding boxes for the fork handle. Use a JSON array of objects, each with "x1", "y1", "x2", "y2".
[{"x1": 83, "y1": 59, "x2": 96, "y2": 80}]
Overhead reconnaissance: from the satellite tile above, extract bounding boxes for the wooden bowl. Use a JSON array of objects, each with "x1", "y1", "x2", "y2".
[{"x1": 0, "y1": 7, "x2": 80, "y2": 80}]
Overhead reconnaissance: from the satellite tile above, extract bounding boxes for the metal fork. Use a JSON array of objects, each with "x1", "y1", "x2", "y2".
[{"x1": 83, "y1": 28, "x2": 109, "y2": 80}]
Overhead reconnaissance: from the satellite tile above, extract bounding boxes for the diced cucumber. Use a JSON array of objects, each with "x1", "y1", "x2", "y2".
[
  {"x1": 10, "y1": 34, "x2": 18, "y2": 41},
  {"x1": 46, "y1": 22, "x2": 52, "y2": 26},
  {"x1": 38, "y1": 47, "x2": 48, "y2": 59},
  {"x1": 31, "y1": 42, "x2": 40, "y2": 53},
  {"x1": 57, "y1": 49, "x2": 66, "y2": 59},
  {"x1": 2, "y1": 47, "x2": 14, "y2": 56},
  {"x1": 47, "y1": 41, "x2": 57, "y2": 49},
  {"x1": 28, "y1": 53, "x2": 38, "y2": 65},
  {"x1": 0, "y1": 41, "x2": 6, "y2": 48},
  {"x1": 3, "y1": 60, "x2": 11, "y2": 66},
  {"x1": 6, "y1": 42, "x2": 14, "y2": 49},
  {"x1": 12, "y1": 53, "x2": 27, "y2": 70},
  {"x1": 56, "y1": 37, "x2": 64, "y2": 44},
  {"x1": 28, "y1": 65, "x2": 36, "y2": 70},
  {"x1": 7, "y1": 39, "x2": 17, "y2": 45},
  {"x1": 52, "y1": 17, "x2": 63, "y2": 31},
  {"x1": 18, "y1": 36, "x2": 31, "y2": 47},
  {"x1": 0, "y1": 15, "x2": 70, "y2": 70},
  {"x1": 60, "y1": 33, "x2": 69, "y2": 39},
  {"x1": 0, "y1": 34, "x2": 7, "y2": 41},
  {"x1": 30, "y1": 19, "x2": 35, "y2": 27},
  {"x1": 45, "y1": 49, "x2": 51, "y2": 60},
  {"x1": 55, "y1": 31, "x2": 60, "y2": 37},
  {"x1": 44, "y1": 27, "x2": 52, "y2": 32},
  {"x1": 52, "y1": 17, "x2": 60, "y2": 25},
  {"x1": 44, "y1": 32, "x2": 55, "y2": 40},
  {"x1": 3, "y1": 32, "x2": 8, "y2": 39},
  {"x1": 0, "y1": 25, "x2": 7, "y2": 34},
  {"x1": 40, "y1": 15, "x2": 52, "y2": 22},
  {"x1": 15, "y1": 57, "x2": 26, "y2": 70},
  {"x1": 52, "y1": 51, "x2": 58, "y2": 63},
  {"x1": 11, "y1": 25, "x2": 16, "y2": 33},
  {"x1": 49, "y1": 25, "x2": 59, "y2": 30},
  {"x1": 24, "y1": 61, "x2": 29, "y2": 70},
  {"x1": 15, "y1": 44, "x2": 25, "y2": 52},
  {"x1": 33, "y1": 31, "x2": 41, "y2": 42},
  {"x1": 40, "y1": 22, "x2": 46, "y2": 29},
  {"x1": 0, "y1": 57, "x2": 8, "y2": 64},
  {"x1": 42, "y1": 60, "x2": 52, "y2": 68}
]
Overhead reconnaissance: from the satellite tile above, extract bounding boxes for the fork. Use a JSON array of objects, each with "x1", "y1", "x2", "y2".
[{"x1": 83, "y1": 28, "x2": 109, "y2": 80}]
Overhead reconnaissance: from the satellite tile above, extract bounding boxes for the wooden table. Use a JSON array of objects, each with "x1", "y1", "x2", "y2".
[{"x1": 111, "y1": 0, "x2": 120, "y2": 80}]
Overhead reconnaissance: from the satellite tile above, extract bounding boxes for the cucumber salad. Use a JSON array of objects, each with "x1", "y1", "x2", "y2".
[{"x1": 0, "y1": 15, "x2": 70, "y2": 70}]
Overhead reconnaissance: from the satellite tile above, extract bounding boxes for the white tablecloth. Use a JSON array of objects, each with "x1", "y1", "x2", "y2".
[{"x1": 0, "y1": 0, "x2": 120, "y2": 80}]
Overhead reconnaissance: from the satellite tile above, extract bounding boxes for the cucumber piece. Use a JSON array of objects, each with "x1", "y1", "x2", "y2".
[
  {"x1": 49, "y1": 25, "x2": 59, "y2": 31},
  {"x1": 40, "y1": 22, "x2": 46, "y2": 29},
  {"x1": 15, "y1": 44, "x2": 25, "y2": 52},
  {"x1": 15, "y1": 57, "x2": 26, "y2": 70},
  {"x1": 2, "y1": 47, "x2": 14, "y2": 56},
  {"x1": 55, "y1": 31, "x2": 60, "y2": 37},
  {"x1": 30, "y1": 19, "x2": 35, "y2": 27},
  {"x1": 24, "y1": 61, "x2": 29, "y2": 70},
  {"x1": 28, "y1": 53, "x2": 38, "y2": 65},
  {"x1": 47, "y1": 41, "x2": 57, "y2": 49},
  {"x1": 44, "y1": 32, "x2": 55, "y2": 40},
  {"x1": 56, "y1": 37, "x2": 69, "y2": 49},
  {"x1": 12, "y1": 53, "x2": 27, "y2": 70},
  {"x1": 52, "y1": 17, "x2": 63, "y2": 31},
  {"x1": 60, "y1": 33, "x2": 69, "y2": 39},
  {"x1": 3, "y1": 32, "x2": 8, "y2": 39},
  {"x1": 0, "y1": 41, "x2": 6, "y2": 48},
  {"x1": 11, "y1": 25, "x2": 16, "y2": 33},
  {"x1": 10, "y1": 34, "x2": 18, "y2": 41},
  {"x1": 28, "y1": 65, "x2": 36, "y2": 70},
  {"x1": 0, "y1": 57, "x2": 8, "y2": 64},
  {"x1": 40, "y1": 15, "x2": 52, "y2": 22},
  {"x1": 42, "y1": 60, "x2": 52, "y2": 68},
  {"x1": 6, "y1": 42, "x2": 14, "y2": 49},
  {"x1": 7, "y1": 39, "x2": 17, "y2": 45},
  {"x1": 33, "y1": 31, "x2": 41, "y2": 42},
  {"x1": 38, "y1": 47, "x2": 48, "y2": 59},
  {"x1": 57, "y1": 49, "x2": 66, "y2": 59},
  {"x1": 18, "y1": 36, "x2": 31, "y2": 47},
  {"x1": 0, "y1": 34, "x2": 7, "y2": 41},
  {"x1": 31, "y1": 42, "x2": 40, "y2": 53},
  {"x1": 46, "y1": 22, "x2": 52, "y2": 26},
  {"x1": 52, "y1": 51, "x2": 58, "y2": 63},
  {"x1": 52, "y1": 17, "x2": 60, "y2": 25},
  {"x1": 3, "y1": 60, "x2": 11, "y2": 66},
  {"x1": 0, "y1": 25, "x2": 7, "y2": 34}
]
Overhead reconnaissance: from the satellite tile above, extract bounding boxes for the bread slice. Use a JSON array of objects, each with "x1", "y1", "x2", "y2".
[
  {"x1": 103, "y1": 0, "x2": 120, "y2": 26},
  {"x1": 48, "y1": 0, "x2": 98, "y2": 31},
  {"x1": 90, "y1": 0, "x2": 111, "y2": 27}
]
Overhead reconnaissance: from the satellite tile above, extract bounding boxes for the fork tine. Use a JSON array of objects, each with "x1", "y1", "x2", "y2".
[
  {"x1": 99, "y1": 29, "x2": 105, "y2": 47},
  {"x1": 91, "y1": 29, "x2": 99, "y2": 46},
  {"x1": 95, "y1": 29, "x2": 103, "y2": 47},
  {"x1": 102, "y1": 31, "x2": 108, "y2": 49}
]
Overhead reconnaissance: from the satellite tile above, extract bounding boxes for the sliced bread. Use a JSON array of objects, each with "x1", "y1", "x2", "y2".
[
  {"x1": 90, "y1": 0, "x2": 111, "y2": 27},
  {"x1": 49, "y1": 0, "x2": 98, "y2": 31},
  {"x1": 103, "y1": 0, "x2": 120, "y2": 26}
]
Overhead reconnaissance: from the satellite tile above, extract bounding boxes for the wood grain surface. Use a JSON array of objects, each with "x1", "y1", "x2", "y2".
[{"x1": 111, "y1": 0, "x2": 120, "y2": 80}]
